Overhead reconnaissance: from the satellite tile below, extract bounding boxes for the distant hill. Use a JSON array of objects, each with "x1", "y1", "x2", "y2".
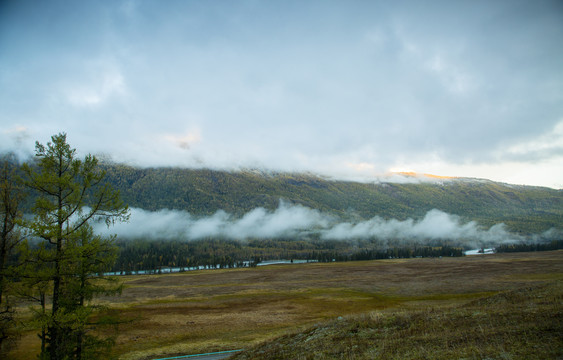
[{"x1": 102, "y1": 164, "x2": 563, "y2": 234}]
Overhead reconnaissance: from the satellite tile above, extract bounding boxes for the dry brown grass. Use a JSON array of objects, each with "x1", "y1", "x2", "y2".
[
  {"x1": 232, "y1": 281, "x2": 563, "y2": 359},
  {"x1": 8, "y1": 251, "x2": 563, "y2": 360}
]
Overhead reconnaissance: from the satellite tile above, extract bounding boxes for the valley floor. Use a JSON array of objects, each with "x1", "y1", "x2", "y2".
[{"x1": 8, "y1": 251, "x2": 563, "y2": 360}]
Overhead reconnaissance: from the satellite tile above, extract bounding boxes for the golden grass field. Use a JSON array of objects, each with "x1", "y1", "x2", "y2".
[{"x1": 8, "y1": 250, "x2": 563, "y2": 360}]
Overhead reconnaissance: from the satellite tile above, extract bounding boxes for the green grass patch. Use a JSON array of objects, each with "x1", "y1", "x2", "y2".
[{"x1": 406, "y1": 291, "x2": 499, "y2": 302}]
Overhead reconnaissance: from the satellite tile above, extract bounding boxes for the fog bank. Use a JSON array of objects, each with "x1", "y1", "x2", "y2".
[{"x1": 94, "y1": 202, "x2": 557, "y2": 248}]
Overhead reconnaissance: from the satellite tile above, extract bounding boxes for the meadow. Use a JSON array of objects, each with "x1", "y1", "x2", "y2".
[{"x1": 8, "y1": 251, "x2": 563, "y2": 359}]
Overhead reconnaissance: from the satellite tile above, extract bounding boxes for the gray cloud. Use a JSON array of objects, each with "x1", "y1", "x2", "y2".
[{"x1": 1, "y1": 0, "x2": 562, "y2": 187}]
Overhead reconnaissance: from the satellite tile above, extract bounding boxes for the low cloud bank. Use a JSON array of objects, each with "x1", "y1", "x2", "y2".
[
  {"x1": 94, "y1": 202, "x2": 557, "y2": 248},
  {"x1": 94, "y1": 202, "x2": 332, "y2": 241},
  {"x1": 322, "y1": 209, "x2": 515, "y2": 244}
]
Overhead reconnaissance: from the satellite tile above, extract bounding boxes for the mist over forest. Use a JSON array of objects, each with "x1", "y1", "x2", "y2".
[
  {"x1": 93, "y1": 165, "x2": 563, "y2": 252},
  {"x1": 95, "y1": 203, "x2": 555, "y2": 251}
]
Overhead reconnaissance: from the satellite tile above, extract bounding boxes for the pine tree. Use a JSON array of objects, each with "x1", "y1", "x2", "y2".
[
  {"x1": 0, "y1": 153, "x2": 25, "y2": 354},
  {"x1": 21, "y1": 133, "x2": 129, "y2": 359}
]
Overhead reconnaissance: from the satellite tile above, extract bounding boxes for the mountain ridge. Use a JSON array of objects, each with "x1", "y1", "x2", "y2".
[{"x1": 101, "y1": 164, "x2": 563, "y2": 234}]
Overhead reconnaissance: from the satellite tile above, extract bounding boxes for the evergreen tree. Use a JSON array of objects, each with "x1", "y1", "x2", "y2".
[
  {"x1": 0, "y1": 153, "x2": 25, "y2": 354},
  {"x1": 21, "y1": 133, "x2": 128, "y2": 359}
]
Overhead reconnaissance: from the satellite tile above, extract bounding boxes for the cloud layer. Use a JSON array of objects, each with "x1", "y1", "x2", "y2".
[
  {"x1": 94, "y1": 203, "x2": 546, "y2": 249},
  {"x1": 1, "y1": 0, "x2": 562, "y2": 187}
]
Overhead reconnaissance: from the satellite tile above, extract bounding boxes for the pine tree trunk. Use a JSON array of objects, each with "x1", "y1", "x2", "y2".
[
  {"x1": 39, "y1": 292, "x2": 46, "y2": 358},
  {"x1": 49, "y1": 189, "x2": 64, "y2": 360}
]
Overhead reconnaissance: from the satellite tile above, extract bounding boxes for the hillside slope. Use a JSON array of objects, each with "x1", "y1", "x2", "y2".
[
  {"x1": 102, "y1": 165, "x2": 563, "y2": 233},
  {"x1": 231, "y1": 281, "x2": 563, "y2": 360}
]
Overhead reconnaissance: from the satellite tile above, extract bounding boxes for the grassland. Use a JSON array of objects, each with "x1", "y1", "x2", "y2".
[
  {"x1": 233, "y1": 281, "x2": 563, "y2": 359},
  {"x1": 8, "y1": 251, "x2": 563, "y2": 359}
]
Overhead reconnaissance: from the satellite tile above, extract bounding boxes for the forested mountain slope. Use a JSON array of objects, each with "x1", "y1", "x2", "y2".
[{"x1": 102, "y1": 165, "x2": 563, "y2": 234}]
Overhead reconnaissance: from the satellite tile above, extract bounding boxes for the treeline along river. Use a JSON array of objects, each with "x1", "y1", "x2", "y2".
[
  {"x1": 111, "y1": 238, "x2": 469, "y2": 275},
  {"x1": 110, "y1": 237, "x2": 563, "y2": 275}
]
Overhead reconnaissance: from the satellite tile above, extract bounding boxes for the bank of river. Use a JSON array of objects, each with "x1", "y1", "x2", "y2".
[{"x1": 105, "y1": 259, "x2": 317, "y2": 276}]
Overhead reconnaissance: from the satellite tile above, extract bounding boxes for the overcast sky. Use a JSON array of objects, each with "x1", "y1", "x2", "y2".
[{"x1": 1, "y1": 0, "x2": 562, "y2": 188}]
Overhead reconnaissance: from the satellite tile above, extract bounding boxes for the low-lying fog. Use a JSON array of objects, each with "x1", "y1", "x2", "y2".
[{"x1": 93, "y1": 201, "x2": 559, "y2": 249}]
